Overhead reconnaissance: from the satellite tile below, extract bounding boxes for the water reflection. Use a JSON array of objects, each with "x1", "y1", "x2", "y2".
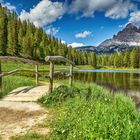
[
  {"x1": 73, "y1": 71, "x2": 140, "y2": 108},
  {"x1": 74, "y1": 72, "x2": 140, "y2": 91}
]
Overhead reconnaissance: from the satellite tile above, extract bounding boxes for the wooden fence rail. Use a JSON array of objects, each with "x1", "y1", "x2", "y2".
[
  {"x1": 0, "y1": 56, "x2": 39, "y2": 97},
  {"x1": 45, "y1": 56, "x2": 74, "y2": 93}
]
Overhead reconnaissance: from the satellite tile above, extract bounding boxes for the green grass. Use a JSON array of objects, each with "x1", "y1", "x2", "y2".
[
  {"x1": 11, "y1": 133, "x2": 48, "y2": 140},
  {"x1": 2, "y1": 75, "x2": 36, "y2": 96},
  {"x1": 12, "y1": 83, "x2": 140, "y2": 140},
  {"x1": 2, "y1": 61, "x2": 94, "y2": 72}
]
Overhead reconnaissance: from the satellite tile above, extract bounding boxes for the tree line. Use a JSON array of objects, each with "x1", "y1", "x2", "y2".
[
  {"x1": 97, "y1": 48, "x2": 140, "y2": 68},
  {"x1": 0, "y1": 5, "x2": 97, "y2": 67}
]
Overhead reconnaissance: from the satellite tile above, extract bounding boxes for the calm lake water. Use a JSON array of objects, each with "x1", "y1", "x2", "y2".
[{"x1": 73, "y1": 70, "x2": 140, "y2": 108}]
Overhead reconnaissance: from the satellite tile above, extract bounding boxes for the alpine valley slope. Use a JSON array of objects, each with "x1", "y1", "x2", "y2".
[{"x1": 76, "y1": 23, "x2": 140, "y2": 54}]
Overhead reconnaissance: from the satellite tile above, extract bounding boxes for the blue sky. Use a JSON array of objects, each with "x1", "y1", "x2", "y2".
[{"x1": 1, "y1": 0, "x2": 140, "y2": 47}]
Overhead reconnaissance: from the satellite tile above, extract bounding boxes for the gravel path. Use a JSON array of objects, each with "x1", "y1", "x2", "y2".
[
  {"x1": 0, "y1": 85, "x2": 53, "y2": 140},
  {"x1": 0, "y1": 101, "x2": 48, "y2": 140}
]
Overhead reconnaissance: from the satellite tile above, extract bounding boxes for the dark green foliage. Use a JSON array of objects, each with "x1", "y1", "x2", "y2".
[
  {"x1": 0, "y1": 6, "x2": 8, "y2": 55},
  {"x1": 88, "y1": 52, "x2": 97, "y2": 68},
  {"x1": 124, "y1": 48, "x2": 130, "y2": 67},
  {"x1": 130, "y1": 48, "x2": 139, "y2": 68},
  {"x1": 39, "y1": 85, "x2": 80, "y2": 106}
]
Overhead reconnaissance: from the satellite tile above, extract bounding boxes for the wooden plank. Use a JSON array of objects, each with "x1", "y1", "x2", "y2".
[
  {"x1": 69, "y1": 64, "x2": 73, "y2": 86},
  {"x1": 45, "y1": 56, "x2": 75, "y2": 66},
  {"x1": 0, "y1": 56, "x2": 39, "y2": 65},
  {"x1": 0, "y1": 61, "x2": 2, "y2": 97},
  {"x1": 49, "y1": 61, "x2": 54, "y2": 93},
  {"x1": 35, "y1": 64, "x2": 39, "y2": 86}
]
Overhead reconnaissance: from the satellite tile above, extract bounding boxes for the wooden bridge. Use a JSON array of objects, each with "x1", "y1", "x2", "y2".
[{"x1": 0, "y1": 56, "x2": 74, "y2": 101}]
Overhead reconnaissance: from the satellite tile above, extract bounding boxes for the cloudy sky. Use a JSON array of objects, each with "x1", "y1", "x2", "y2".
[{"x1": 1, "y1": 0, "x2": 140, "y2": 47}]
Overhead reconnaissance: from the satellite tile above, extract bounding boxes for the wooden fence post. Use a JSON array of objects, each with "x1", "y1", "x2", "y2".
[
  {"x1": 35, "y1": 64, "x2": 39, "y2": 86},
  {"x1": 69, "y1": 64, "x2": 73, "y2": 86},
  {"x1": 0, "y1": 61, "x2": 2, "y2": 97},
  {"x1": 49, "y1": 61, "x2": 54, "y2": 93}
]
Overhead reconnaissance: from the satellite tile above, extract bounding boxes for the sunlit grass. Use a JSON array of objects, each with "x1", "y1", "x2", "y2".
[
  {"x1": 2, "y1": 76, "x2": 36, "y2": 96},
  {"x1": 2, "y1": 61, "x2": 94, "y2": 72},
  {"x1": 12, "y1": 83, "x2": 140, "y2": 140}
]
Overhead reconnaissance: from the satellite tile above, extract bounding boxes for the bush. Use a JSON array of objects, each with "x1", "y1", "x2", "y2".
[{"x1": 38, "y1": 85, "x2": 81, "y2": 106}]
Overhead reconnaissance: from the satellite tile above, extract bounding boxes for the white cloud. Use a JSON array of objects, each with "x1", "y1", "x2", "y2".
[
  {"x1": 0, "y1": 1, "x2": 16, "y2": 11},
  {"x1": 128, "y1": 11, "x2": 140, "y2": 26},
  {"x1": 61, "y1": 40, "x2": 66, "y2": 44},
  {"x1": 75, "y1": 31, "x2": 92, "y2": 38},
  {"x1": 105, "y1": 0, "x2": 135, "y2": 19},
  {"x1": 46, "y1": 26, "x2": 60, "y2": 35},
  {"x1": 20, "y1": 0, "x2": 66, "y2": 27},
  {"x1": 68, "y1": 42, "x2": 84, "y2": 48},
  {"x1": 70, "y1": 0, "x2": 136, "y2": 19}
]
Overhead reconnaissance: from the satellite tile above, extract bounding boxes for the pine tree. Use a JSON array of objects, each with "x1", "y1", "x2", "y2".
[
  {"x1": 0, "y1": 6, "x2": 8, "y2": 55},
  {"x1": 13, "y1": 17, "x2": 19, "y2": 55},
  {"x1": 38, "y1": 32, "x2": 46, "y2": 59},
  {"x1": 124, "y1": 48, "x2": 130, "y2": 67},
  {"x1": 22, "y1": 25, "x2": 34, "y2": 58},
  {"x1": 7, "y1": 13, "x2": 19, "y2": 55},
  {"x1": 130, "y1": 48, "x2": 139, "y2": 68},
  {"x1": 88, "y1": 52, "x2": 97, "y2": 68}
]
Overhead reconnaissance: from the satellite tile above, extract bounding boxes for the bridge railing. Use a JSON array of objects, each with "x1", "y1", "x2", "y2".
[
  {"x1": 45, "y1": 56, "x2": 74, "y2": 93},
  {"x1": 0, "y1": 55, "x2": 74, "y2": 96}
]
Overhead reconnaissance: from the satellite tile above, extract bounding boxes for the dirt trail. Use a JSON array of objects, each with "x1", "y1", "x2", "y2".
[{"x1": 0, "y1": 85, "x2": 54, "y2": 140}]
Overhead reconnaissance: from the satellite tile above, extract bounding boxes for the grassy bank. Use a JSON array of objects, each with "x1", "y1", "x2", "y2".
[{"x1": 12, "y1": 83, "x2": 140, "y2": 140}]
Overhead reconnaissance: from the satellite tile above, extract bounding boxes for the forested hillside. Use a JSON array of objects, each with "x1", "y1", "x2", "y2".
[
  {"x1": 97, "y1": 48, "x2": 140, "y2": 68},
  {"x1": 0, "y1": 4, "x2": 97, "y2": 66}
]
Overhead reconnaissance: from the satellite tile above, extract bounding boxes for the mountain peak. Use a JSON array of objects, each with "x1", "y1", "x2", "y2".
[
  {"x1": 112, "y1": 23, "x2": 140, "y2": 41},
  {"x1": 97, "y1": 23, "x2": 140, "y2": 54},
  {"x1": 125, "y1": 23, "x2": 135, "y2": 29}
]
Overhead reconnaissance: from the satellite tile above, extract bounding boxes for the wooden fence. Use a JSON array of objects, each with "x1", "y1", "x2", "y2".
[{"x1": 0, "y1": 56, "x2": 74, "y2": 97}]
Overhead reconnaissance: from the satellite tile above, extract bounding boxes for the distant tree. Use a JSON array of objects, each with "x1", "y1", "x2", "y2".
[
  {"x1": 130, "y1": 48, "x2": 139, "y2": 68},
  {"x1": 7, "y1": 13, "x2": 19, "y2": 55},
  {"x1": 0, "y1": 6, "x2": 8, "y2": 55},
  {"x1": 124, "y1": 48, "x2": 130, "y2": 67},
  {"x1": 88, "y1": 52, "x2": 97, "y2": 68}
]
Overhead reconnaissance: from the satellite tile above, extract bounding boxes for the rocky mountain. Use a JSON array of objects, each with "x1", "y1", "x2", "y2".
[
  {"x1": 97, "y1": 23, "x2": 140, "y2": 54},
  {"x1": 76, "y1": 23, "x2": 140, "y2": 54},
  {"x1": 76, "y1": 46, "x2": 96, "y2": 53}
]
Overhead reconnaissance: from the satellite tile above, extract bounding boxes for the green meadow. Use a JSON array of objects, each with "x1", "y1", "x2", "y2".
[{"x1": 12, "y1": 83, "x2": 140, "y2": 140}]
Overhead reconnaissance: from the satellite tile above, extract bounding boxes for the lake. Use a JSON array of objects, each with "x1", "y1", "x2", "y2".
[{"x1": 73, "y1": 70, "x2": 140, "y2": 109}]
